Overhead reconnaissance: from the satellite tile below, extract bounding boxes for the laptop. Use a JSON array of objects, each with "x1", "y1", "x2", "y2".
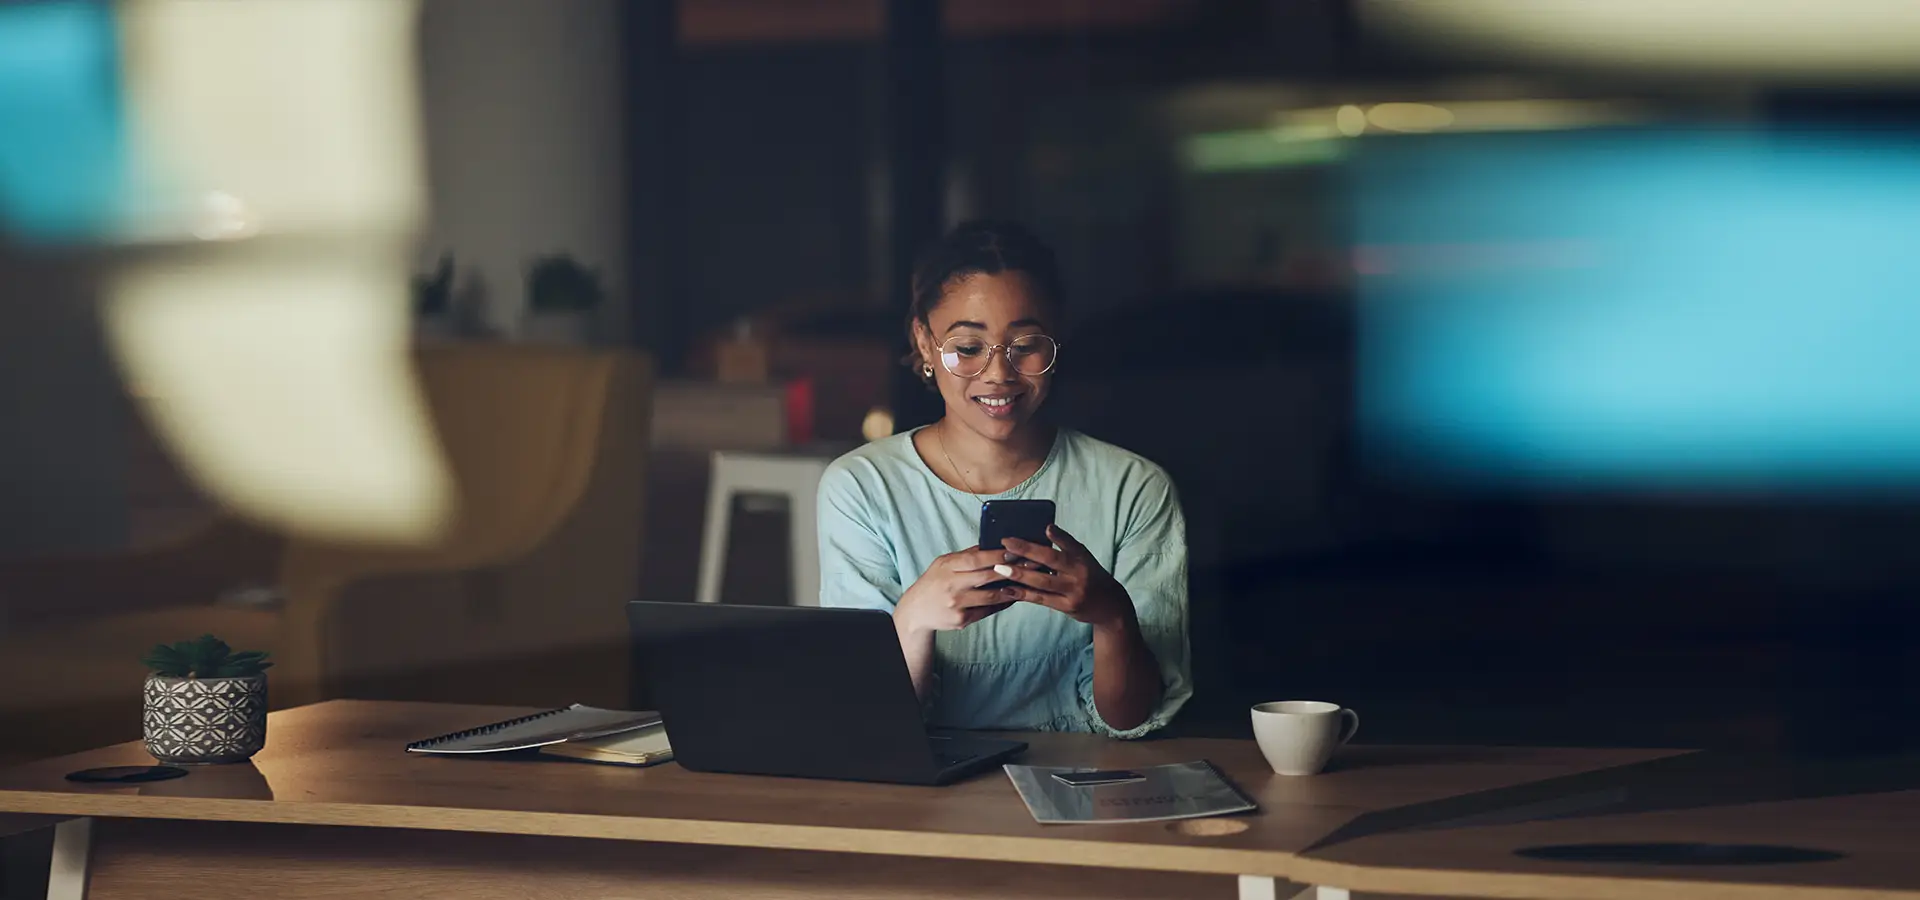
[{"x1": 626, "y1": 601, "x2": 1027, "y2": 786}]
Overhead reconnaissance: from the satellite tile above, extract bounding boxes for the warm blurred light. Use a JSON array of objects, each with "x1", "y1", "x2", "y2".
[
  {"x1": 862, "y1": 407, "x2": 895, "y2": 442},
  {"x1": 105, "y1": 257, "x2": 452, "y2": 543},
  {"x1": 1299, "y1": 100, "x2": 1646, "y2": 137},
  {"x1": 1360, "y1": 0, "x2": 1920, "y2": 80},
  {"x1": 190, "y1": 190, "x2": 258, "y2": 241},
  {"x1": 1442, "y1": 99, "x2": 1649, "y2": 132},
  {"x1": 1335, "y1": 104, "x2": 1368, "y2": 137},
  {"x1": 1267, "y1": 125, "x2": 1342, "y2": 144},
  {"x1": 1266, "y1": 106, "x2": 1346, "y2": 142},
  {"x1": 1366, "y1": 102, "x2": 1455, "y2": 133},
  {"x1": 92, "y1": 0, "x2": 445, "y2": 544},
  {"x1": 114, "y1": 0, "x2": 426, "y2": 243},
  {"x1": 1194, "y1": 98, "x2": 1650, "y2": 174}
]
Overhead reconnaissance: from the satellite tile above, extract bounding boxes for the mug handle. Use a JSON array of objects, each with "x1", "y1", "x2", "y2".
[{"x1": 1337, "y1": 709, "x2": 1360, "y2": 746}]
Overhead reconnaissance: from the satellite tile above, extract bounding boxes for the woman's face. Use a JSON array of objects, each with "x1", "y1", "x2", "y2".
[{"x1": 915, "y1": 271, "x2": 1056, "y2": 443}]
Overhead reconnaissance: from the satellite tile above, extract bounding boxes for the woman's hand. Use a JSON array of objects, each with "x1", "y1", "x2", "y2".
[
  {"x1": 996, "y1": 525, "x2": 1135, "y2": 630},
  {"x1": 894, "y1": 548, "x2": 1019, "y2": 635}
]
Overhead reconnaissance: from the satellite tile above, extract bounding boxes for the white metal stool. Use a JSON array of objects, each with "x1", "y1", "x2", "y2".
[{"x1": 695, "y1": 450, "x2": 834, "y2": 606}]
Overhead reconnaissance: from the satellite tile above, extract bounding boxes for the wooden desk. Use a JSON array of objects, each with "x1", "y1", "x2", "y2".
[
  {"x1": 0, "y1": 700, "x2": 1678, "y2": 899},
  {"x1": 1297, "y1": 775, "x2": 1920, "y2": 900}
]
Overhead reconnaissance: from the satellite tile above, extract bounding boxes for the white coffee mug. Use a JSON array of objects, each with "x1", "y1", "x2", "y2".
[{"x1": 1251, "y1": 701, "x2": 1359, "y2": 776}]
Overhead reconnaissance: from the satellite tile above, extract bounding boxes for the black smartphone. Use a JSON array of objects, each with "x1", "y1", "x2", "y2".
[
  {"x1": 978, "y1": 499, "x2": 1055, "y2": 591},
  {"x1": 1051, "y1": 769, "x2": 1145, "y2": 787},
  {"x1": 978, "y1": 498, "x2": 1055, "y2": 551}
]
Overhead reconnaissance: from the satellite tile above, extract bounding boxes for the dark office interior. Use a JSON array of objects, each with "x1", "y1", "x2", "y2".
[{"x1": 5, "y1": 1, "x2": 1920, "y2": 895}]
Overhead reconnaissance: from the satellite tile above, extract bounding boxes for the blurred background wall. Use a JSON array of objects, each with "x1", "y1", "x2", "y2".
[{"x1": 6, "y1": 0, "x2": 1920, "y2": 757}]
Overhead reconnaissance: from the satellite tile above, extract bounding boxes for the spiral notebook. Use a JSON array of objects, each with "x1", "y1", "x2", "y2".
[{"x1": 405, "y1": 704, "x2": 661, "y2": 755}]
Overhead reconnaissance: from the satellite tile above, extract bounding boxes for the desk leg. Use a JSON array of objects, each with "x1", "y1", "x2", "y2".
[
  {"x1": 1237, "y1": 876, "x2": 1348, "y2": 900},
  {"x1": 46, "y1": 818, "x2": 91, "y2": 900}
]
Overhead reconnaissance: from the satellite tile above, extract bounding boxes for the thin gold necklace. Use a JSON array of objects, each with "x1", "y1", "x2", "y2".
[{"x1": 935, "y1": 425, "x2": 988, "y2": 504}]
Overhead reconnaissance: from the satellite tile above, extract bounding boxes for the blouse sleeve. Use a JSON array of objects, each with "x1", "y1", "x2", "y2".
[
  {"x1": 816, "y1": 460, "x2": 943, "y2": 714},
  {"x1": 1076, "y1": 470, "x2": 1193, "y2": 738},
  {"x1": 815, "y1": 461, "x2": 902, "y2": 612}
]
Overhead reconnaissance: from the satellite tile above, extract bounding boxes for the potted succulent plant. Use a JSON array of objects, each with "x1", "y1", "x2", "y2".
[
  {"x1": 140, "y1": 635, "x2": 272, "y2": 765},
  {"x1": 520, "y1": 253, "x2": 603, "y2": 344}
]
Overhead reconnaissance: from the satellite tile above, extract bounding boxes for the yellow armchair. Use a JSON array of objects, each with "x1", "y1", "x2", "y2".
[{"x1": 0, "y1": 342, "x2": 651, "y2": 764}]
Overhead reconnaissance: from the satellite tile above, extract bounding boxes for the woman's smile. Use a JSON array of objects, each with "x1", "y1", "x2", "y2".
[{"x1": 971, "y1": 391, "x2": 1023, "y2": 418}]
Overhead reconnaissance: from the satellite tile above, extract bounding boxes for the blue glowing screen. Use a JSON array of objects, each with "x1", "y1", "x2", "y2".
[
  {"x1": 0, "y1": 0, "x2": 126, "y2": 242},
  {"x1": 1354, "y1": 129, "x2": 1920, "y2": 490}
]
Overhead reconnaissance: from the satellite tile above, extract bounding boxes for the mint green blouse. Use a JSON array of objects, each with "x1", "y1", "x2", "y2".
[{"x1": 815, "y1": 427, "x2": 1192, "y2": 738}]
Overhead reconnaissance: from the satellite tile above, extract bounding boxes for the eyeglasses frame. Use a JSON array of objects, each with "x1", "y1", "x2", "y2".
[{"x1": 936, "y1": 333, "x2": 1062, "y2": 379}]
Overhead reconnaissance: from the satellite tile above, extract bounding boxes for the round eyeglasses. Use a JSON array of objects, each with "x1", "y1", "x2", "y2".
[{"x1": 938, "y1": 334, "x2": 1060, "y2": 379}]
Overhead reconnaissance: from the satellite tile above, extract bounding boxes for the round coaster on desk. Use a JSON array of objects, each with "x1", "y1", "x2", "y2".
[
  {"x1": 64, "y1": 765, "x2": 189, "y2": 784},
  {"x1": 1516, "y1": 842, "x2": 1844, "y2": 865}
]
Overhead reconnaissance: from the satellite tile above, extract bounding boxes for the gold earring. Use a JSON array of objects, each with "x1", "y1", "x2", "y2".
[{"x1": 922, "y1": 363, "x2": 934, "y2": 379}]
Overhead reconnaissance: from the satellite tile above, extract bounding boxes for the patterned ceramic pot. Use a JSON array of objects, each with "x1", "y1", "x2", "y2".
[{"x1": 142, "y1": 674, "x2": 268, "y2": 764}]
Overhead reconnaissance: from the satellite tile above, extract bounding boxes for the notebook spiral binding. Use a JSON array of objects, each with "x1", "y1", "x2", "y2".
[{"x1": 406, "y1": 706, "x2": 569, "y2": 750}]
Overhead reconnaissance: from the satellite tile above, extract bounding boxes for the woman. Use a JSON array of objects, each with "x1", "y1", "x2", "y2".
[{"x1": 817, "y1": 220, "x2": 1190, "y2": 737}]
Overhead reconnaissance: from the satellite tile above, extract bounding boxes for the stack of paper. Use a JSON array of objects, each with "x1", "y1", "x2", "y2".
[{"x1": 540, "y1": 722, "x2": 674, "y2": 767}]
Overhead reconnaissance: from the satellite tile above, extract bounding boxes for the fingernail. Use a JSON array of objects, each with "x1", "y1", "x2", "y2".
[
  {"x1": 993, "y1": 564, "x2": 1014, "y2": 577},
  {"x1": 1003, "y1": 551, "x2": 1019, "y2": 562}
]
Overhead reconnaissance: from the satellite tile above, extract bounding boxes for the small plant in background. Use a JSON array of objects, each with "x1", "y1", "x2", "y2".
[
  {"x1": 142, "y1": 634, "x2": 273, "y2": 679},
  {"x1": 413, "y1": 252, "x2": 456, "y2": 317},
  {"x1": 526, "y1": 254, "x2": 604, "y2": 313}
]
